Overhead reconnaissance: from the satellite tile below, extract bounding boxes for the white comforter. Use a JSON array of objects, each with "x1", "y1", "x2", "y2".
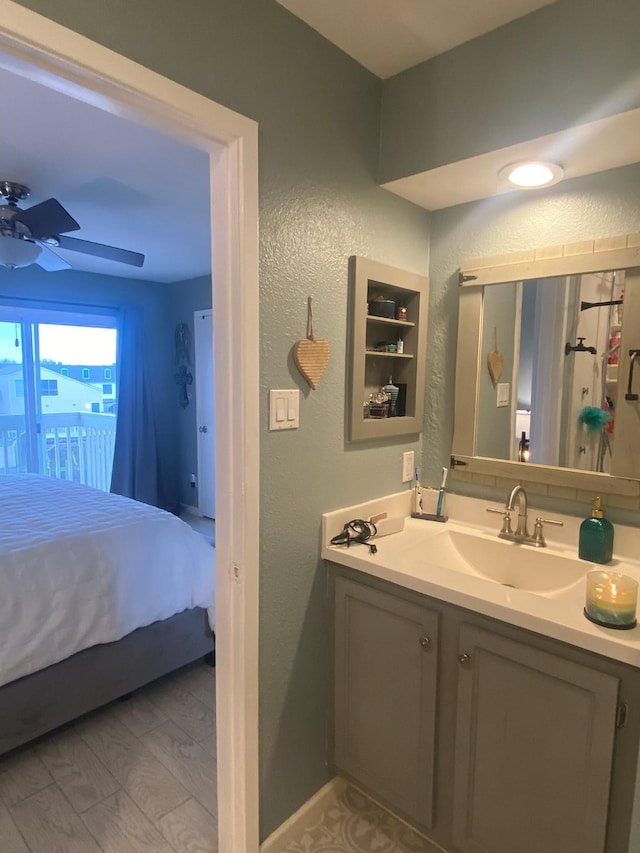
[{"x1": 0, "y1": 474, "x2": 215, "y2": 688}]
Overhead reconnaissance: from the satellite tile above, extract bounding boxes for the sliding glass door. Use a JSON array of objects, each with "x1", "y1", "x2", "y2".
[{"x1": 0, "y1": 307, "x2": 118, "y2": 491}]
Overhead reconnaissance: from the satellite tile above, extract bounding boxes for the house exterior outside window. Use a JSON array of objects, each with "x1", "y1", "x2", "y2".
[{"x1": 82, "y1": 367, "x2": 90, "y2": 380}]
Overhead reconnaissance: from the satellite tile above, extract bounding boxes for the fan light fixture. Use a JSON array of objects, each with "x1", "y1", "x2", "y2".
[
  {"x1": 500, "y1": 161, "x2": 564, "y2": 189},
  {"x1": 0, "y1": 235, "x2": 42, "y2": 270}
]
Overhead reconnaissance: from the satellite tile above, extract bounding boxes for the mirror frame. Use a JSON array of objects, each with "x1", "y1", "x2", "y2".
[{"x1": 453, "y1": 233, "x2": 640, "y2": 498}]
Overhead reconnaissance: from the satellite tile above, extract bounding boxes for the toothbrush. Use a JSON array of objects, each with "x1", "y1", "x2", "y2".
[
  {"x1": 414, "y1": 467, "x2": 423, "y2": 513},
  {"x1": 436, "y1": 466, "x2": 448, "y2": 517}
]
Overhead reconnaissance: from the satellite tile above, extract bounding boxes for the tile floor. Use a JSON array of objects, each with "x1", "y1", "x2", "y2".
[
  {"x1": 0, "y1": 661, "x2": 217, "y2": 852},
  {"x1": 282, "y1": 785, "x2": 444, "y2": 853},
  {"x1": 1, "y1": 655, "x2": 439, "y2": 853}
]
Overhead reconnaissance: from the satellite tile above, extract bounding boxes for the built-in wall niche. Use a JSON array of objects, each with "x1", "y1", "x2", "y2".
[{"x1": 349, "y1": 256, "x2": 428, "y2": 441}]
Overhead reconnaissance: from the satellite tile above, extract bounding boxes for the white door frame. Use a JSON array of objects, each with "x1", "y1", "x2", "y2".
[{"x1": 0, "y1": 5, "x2": 260, "y2": 851}]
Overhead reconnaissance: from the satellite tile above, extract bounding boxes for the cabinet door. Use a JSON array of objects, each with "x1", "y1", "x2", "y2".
[
  {"x1": 452, "y1": 625, "x2": 619, "y2": 853},
  {"x1": 334, "y1": 576, "x2": 439, "y2": 828}
]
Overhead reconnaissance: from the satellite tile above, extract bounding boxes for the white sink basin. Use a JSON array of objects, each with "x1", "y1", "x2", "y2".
[{"x1": 406, "y1": 529, "x2": 587, "y2": 593}]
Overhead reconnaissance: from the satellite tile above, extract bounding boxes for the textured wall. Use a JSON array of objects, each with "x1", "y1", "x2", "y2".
[
  {"x1": 9, "y1": 0, "x2": 431, "y2": 836},
  {"x1": 426, "y1": 164, "x2": 640, "y2": 504},
  {"x1": 379, "y1": 0, "x2": 640, "y2": 182}
]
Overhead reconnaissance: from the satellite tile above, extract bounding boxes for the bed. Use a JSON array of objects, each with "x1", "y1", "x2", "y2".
[{"x1": 0, "y1": 474, "x2": 216, "y2": 755}]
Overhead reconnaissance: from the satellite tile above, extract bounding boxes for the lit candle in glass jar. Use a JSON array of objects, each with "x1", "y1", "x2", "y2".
[{"x1": 585, "y1": 571, "x2": 638, "y2": 629}]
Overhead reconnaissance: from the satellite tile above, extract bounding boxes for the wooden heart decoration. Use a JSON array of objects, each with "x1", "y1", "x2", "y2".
[
  {"x1": 487, "y1": 350, "x2": 504, "y2": 386},
  {"x1": 294, "y1": 337, "x2": 330, "y2": 390}
]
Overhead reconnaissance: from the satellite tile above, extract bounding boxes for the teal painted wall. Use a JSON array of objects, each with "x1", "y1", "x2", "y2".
[
  {"x1": 379, "y1": 0, "x2": 640, "y2": 182},
  {"x1": 10, "y1": 0, "x2": 431, "y2": 836},
  {"x1": 0, "y1": 266, "x2": 179, "y2": 506}
]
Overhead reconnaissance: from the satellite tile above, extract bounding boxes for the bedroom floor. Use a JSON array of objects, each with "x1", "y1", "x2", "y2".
[{"x1": 0, "y1": 661, "x2": 217, "y2": 853}]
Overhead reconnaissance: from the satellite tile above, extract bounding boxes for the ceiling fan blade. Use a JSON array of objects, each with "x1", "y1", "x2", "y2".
[
  {"x1": 56, "y1": 235, "x2": 145, "y2": 267},
  {"x1": 36, "y1": 244, "x2": 72, "y2": 272},
  {"x1": 15, "y1": 198, "x2": 80, "y2": 239}
]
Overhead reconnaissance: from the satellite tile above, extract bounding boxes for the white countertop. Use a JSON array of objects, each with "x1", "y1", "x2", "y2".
[{"x1": 322, "y1": 490, "x2": 640, "y2": 668}]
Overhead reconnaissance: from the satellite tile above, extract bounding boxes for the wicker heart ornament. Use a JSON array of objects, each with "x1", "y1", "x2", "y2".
[
  {"x1": 294, "y1": 337, "x2": 330, "y2": 390},
  {"x1": 294, "y1": 297, "x2": 330, "y2": 390}
]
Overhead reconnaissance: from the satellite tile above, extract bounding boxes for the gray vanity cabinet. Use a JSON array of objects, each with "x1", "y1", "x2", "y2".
[
  {"x1": 333, "y1": 575, "x2": 439, "y2": 829},
  {"x1": 331, "y1": 565, "x2": 640, "y2": 853},
  {"x1": 452, "y1": 624, "x2": 619, "y2": 853}
]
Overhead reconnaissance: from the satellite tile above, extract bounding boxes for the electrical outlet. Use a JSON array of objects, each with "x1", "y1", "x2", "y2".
[{"x1": 402, "y1": 451, "x2": 415, "y2": 482}]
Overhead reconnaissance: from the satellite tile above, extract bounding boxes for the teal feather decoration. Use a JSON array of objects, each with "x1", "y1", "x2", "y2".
[{"x1": 579, "y1": 406, "x2": 612, "y2": 433}]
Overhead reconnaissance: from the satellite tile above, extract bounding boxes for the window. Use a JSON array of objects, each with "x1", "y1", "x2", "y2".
[
  {"x1": 19, "y1": 379, "x2": 60, "y2": 397},
  {"x1": 104, "y1": 368, "x2": 112, "y2": 379},
  {"x1": 40, "y1": 380, "x2": 59, "y2": 397},
  {"x1": 0, "y1": 312, "x2": 118, "y2": 491}
]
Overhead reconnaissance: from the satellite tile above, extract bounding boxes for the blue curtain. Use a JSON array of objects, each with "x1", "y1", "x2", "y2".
[{"x1": 110, "y1": 306, "x2": 161, "y2": 506}]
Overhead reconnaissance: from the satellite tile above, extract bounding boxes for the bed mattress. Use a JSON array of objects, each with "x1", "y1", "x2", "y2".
[{"x1": 0, "y1": 474, "x2": 215, "y2": 688}]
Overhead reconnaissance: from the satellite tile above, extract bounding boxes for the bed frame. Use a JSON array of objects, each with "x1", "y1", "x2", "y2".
[{"x1": 0, "y1": 607, "x2": 215, "y2": 756}]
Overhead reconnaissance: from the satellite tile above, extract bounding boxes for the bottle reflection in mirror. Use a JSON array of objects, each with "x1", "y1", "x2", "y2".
[{"x1": 518, "y1": 431, "x2": 530, "y2": 462}]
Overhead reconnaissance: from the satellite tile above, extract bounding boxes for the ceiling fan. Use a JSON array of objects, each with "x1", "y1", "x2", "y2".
[{"x1": 0, "y1": 180, "x2": 145, "y2": 271}]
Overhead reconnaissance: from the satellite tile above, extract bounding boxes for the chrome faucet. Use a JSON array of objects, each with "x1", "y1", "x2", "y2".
[
  {"x1": 506, "y1": 484, "x2": 529, "y2": 538},
  {"x1": 487, "y1": 484, "x2": 563, "y2": 547}
]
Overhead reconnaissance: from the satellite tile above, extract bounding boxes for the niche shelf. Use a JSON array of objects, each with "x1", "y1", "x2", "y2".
[{"x1": 349, "y1": 256, "x2": 429, "y2": 441}]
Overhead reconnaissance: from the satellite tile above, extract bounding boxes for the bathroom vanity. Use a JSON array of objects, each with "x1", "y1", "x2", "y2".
[{"x1": 323, "y1": 493, "x2": 640, "y2": 853}]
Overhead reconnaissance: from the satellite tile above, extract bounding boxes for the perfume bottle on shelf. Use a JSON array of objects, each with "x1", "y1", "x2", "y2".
[{"x1": 383, "y1": 376, "x2": 399, "y2": 417}]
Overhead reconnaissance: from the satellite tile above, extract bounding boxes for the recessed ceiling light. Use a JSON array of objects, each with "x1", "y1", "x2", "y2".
[{"x1": 500, "y1": 161, "x2": 564, "y2": 189}]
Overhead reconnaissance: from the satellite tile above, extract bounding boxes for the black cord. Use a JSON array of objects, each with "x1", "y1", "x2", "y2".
[{"x1": 330, "y1": 519, "x2": 377, "y2": 554}]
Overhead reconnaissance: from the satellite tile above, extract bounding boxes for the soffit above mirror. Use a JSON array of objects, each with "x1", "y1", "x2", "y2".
[{"x1": 382, "y1": 108, "x2": 640, "y2": 211}]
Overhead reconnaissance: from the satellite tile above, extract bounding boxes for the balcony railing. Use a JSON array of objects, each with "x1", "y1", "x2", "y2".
[{"x1": 0, "y1": 412, "x2": 117, "y2": 492}]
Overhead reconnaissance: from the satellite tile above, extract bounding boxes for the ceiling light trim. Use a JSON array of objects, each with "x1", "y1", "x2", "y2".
[{"x1": 500, "y1": 160, "x2": 564, "y2": 189}]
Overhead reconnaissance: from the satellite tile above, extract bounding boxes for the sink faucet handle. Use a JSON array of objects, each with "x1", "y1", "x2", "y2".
[
  {"x1": 532, "y1": 516, "x2": 564, "y2": 546},
  {"x1": 486, "y1": 506, "x2": 513, "y2": 535}
]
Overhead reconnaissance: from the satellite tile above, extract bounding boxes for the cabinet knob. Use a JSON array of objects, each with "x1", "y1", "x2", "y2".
[
  {"x1": 419, "y1": 635, "x2": 432, "y2": 650},
  {"x1": 458, "y1": 653, "x2": 471, "y2": 665}
]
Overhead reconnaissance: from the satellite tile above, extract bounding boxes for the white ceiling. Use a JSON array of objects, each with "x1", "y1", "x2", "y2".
[
  {"x1": 0, "y1": 68, "x2": 211, "y2": 283},
  {"x1": 277, "y1": 0, "x2": 557, "y2": 78}
]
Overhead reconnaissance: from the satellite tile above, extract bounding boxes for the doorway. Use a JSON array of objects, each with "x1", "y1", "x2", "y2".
[{"x1": 0, "y1": 5, "x2": 260, "y2": 851}]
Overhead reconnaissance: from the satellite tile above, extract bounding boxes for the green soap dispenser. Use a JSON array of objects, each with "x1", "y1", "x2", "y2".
[{"x1": 579, "y1": 496, "x2": 614, "y2": 564}]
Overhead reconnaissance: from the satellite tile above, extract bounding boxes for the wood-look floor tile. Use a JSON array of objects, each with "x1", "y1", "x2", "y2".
[
  {"x1": 158, "y1": 797, "x2": 218, "y2": 852},
  {"x1": 141, "y1": 721, "x2": 217, "y2": 818},
  {"x1": 144, "y1": 680, "x2": 215, "y2": 746},
  {"x1": 0, "y1": 746, "x2": 53, "y2": 807},
  {"x1": 35, "y1": 727, "x2": 119, "y2": 813},
  {"x1": 10, "y1": 783, "x2": 101, "y2": 852},
  {"x1": 112, "y1": 692, "x2": 168, "y2": 738},
  {"x1": 76, "y1": 715, "x2": 189, "y2": 822},
  {"x1": 0, "y1": 800, "x2": 29, "y2": 852},
  {"x1": 173, "y1": 665, "x2": 217, "y2": 711},
  {"x1": 82, "y1": 790, "x2": 175, "y2": 853}
]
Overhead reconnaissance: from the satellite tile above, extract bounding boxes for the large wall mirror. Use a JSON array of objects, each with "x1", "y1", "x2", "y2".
[{"x1": 453, "y1": 236, "x2": 640, "y2": 495}]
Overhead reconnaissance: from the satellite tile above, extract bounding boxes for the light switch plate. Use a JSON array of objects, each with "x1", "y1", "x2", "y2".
[
  {"x1": 269, "y1": 389, "x2": 299, "y2": 430},
  {"x1": 497, "y1": 383, "x2": 510, "y2": 407}
]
